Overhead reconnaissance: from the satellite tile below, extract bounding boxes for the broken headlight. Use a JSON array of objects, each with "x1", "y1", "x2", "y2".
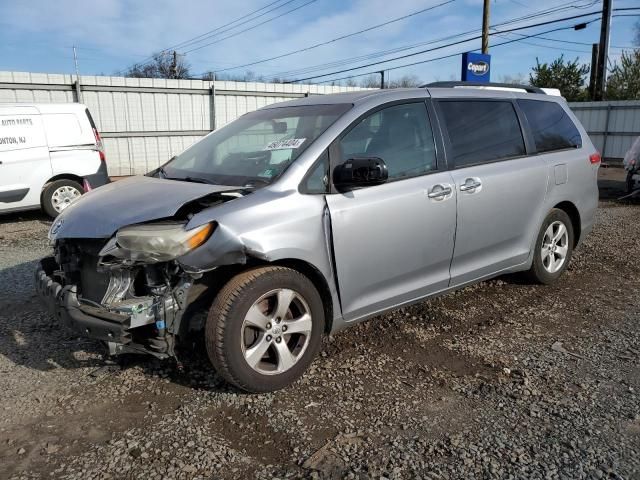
[{"x1": 114, "y1": 222, "x2": 214, "y2": 262}]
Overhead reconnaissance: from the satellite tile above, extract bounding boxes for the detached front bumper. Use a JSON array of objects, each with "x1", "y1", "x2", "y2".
[{"x1": 35, "y1": 257, "x2": 131, "y2": 345}]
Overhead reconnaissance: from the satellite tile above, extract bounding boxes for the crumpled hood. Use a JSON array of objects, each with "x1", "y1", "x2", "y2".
[{"x1": 51, "y1": 176, "x2": 241, "y2": 239}]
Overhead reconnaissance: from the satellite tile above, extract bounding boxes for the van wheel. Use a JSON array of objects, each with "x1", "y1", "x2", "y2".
[
  {"x1": 42, "y1": 179, "x2": 84, "y2": 218},
  {"x1": 206, "y1": 266, "x2": 325, "y2": 393},
  {"x1": 525, "y1": 209, "x2": 574, "y2": 285}
]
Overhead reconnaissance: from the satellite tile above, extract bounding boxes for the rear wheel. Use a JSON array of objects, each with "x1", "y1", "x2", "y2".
[
  {"x1": 42, "y1": 179, "x2": 83, "y2": 218},
  {"x1": 205, "y1": 266, "x2": 325, "y2": 393},
  {"x1": 525, "y1": 208, "x2": 574, "y2": 284}
]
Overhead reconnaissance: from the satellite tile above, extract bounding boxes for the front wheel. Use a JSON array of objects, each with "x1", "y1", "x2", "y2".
[
  {"x1": 524, "y1": 209, "x2": 574, "y2": 285},
  {"x1": 205, "y1": 266, "x2": 325, "y2": 393}
]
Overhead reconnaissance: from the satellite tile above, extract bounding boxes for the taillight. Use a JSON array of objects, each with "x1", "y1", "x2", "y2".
[
  {"x1": 92, "y1": 127, "x2": 106, "y2": 162},
  {"x1": 92, "y1": 127, "x2": 103, "y2": 149},
  {"x1": 589, "y1": 152, "x2": 601, "y2": 164}
]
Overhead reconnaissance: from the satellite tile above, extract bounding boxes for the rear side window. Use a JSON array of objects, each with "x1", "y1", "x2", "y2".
[
  {"x1": 438, "y1": 100, "x2": 525, "y2": 167},
  {"x1": 518, "y1": 99, "x2": 582, "y2": 153}
]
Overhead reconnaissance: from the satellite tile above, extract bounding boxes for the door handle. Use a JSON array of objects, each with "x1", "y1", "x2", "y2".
[
  {"x1": 459, "y1": 178, "x2": 482, "y2": 192},
  {"x1": 427, "y1": 184, "x2": 452, "y2": 199}
]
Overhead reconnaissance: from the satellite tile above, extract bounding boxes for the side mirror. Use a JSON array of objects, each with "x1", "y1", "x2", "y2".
[{"x1": 333, "y1": 157, "x2": 389, "y2": 191}]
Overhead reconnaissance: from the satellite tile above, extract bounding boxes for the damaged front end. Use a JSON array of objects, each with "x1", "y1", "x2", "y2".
[
  {"x1": 36, "y1": 237, "x2": 196, "y2": 358},
  {"x1": 34, "y1": 177, "x2": 250, "y2": 359}
]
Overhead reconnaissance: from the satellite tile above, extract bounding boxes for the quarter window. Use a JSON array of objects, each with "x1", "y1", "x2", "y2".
[
  {"x1": 302, "y1": 151, "x2": 329, "y2": 194},
  {"x1": 338, "y1": 102, "x2": 437, "y2": 181},
  {"x1": 518, "y1": 99, "x2": 582, "y2": 153},
  {"x1": 439, "y1": 101, "x2": 526, "y2": 167}
]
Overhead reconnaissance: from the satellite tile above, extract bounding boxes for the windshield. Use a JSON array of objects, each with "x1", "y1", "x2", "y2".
[{"x1": 161, "y1": 103, "x2": 351, "y2": 186}]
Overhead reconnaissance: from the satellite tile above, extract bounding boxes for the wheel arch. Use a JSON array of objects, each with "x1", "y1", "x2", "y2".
[
  {"x1": 42, "y1": 174, "x2": 84, "y2": 190},
  {"x1": 193, "y1": 256, "x2": 334, "y2": 334},
  {"x1": 552, "y1": 201, "x2": 581, "y2": 247},
  {"x1": 40, "y1": 174, "x2": 85, "y2": 200}
]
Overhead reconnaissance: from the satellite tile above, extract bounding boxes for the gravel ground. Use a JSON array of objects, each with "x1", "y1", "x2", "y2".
[{"x1": 1, "y1": 169, "x2": 639, "y2": 480}]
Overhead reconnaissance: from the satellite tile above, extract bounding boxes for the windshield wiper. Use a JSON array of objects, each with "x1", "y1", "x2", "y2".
[
  {"x1": 178, "y1": 176, "x2": 217, "y2": 185},
  {"x1": 159, "y1": 170, "x2": 216, "y2": 184}
]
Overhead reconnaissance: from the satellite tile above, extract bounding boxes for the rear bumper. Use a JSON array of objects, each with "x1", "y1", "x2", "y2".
[
  {"x1": 84, "y1": 161, "x2": 111, "y2": 189},
  {"x1": 35, "y1": 257, "x2": 131, "y2": 345}
]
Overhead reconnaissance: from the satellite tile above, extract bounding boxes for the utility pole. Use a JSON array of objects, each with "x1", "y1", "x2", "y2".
[
  {"x1": 72, "y1": 46, "x2": 83, "y2": 103},
  {"x1": 588, "y1": 43, "x2": 599, "y2": 100},
  {"x1": 594, "y1": 0, "x2": 612, "y2": 100},
  {"x1": 379, "y1": 70, "x2": 385, "y2": 89},
  {"x1": 171, "y1": 50, "x2": 178, "y2": 79},
  {"x1": 481, "y1": 0, "x2": 490, "y2": 54}
]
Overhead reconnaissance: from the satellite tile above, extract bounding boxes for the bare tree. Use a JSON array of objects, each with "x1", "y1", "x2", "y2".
[
  {"x1": 500, "y1": 73, "x2": 527, "y2": 85},
  {"x1": 388, "y1": 74, "x2": 422, "y2": 88},
  {"x1": 211, "y1": 70, "x2": 269, "y2": 82},
  {"x1": 360, "y1": 74, "x2": 382, "y2": 88},
  {"x1": 125, "y1": 52, "x2": 191, "y2": 79}
]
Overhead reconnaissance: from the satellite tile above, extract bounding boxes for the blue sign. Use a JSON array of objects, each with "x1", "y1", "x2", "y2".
[{"x1": 461, "y1": 52, "x2": 491, "y2": 83}]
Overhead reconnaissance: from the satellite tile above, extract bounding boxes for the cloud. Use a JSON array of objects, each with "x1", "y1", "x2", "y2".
[{"x1": 0, "y1": 0, "x2": 636, "y2": 84}]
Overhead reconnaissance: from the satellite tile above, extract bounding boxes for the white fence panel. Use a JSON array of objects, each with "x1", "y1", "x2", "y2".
[
  {"x1": 569, "y1": 100, "x2": 640, "y2": 162},
  {"x1": 0, "y1": 71, "x2": 365, "y2": 176}
]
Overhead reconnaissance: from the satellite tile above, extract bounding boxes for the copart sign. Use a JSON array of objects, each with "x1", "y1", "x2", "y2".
[{"x1": 461, "y1": 52, "x2": 491, "y2": 83}]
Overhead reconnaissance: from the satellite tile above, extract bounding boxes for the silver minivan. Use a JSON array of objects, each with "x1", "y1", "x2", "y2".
[{"x1": 36, "y1": 84, "x2": 600, "y2": 392}]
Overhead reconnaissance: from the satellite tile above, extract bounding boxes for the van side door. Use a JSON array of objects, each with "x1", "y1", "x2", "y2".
[
  {"x1": 325, "y1": 100, "x2": 457, "y2": 322},
  {"x1": 0, "y1": 107, "x2": 51, "y2": 211},
  {"x1": 435, "y1": 98, "x2": 548, "y2": 287}
]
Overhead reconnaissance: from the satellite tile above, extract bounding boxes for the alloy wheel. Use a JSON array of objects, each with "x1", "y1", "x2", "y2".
[
  {"x1": 240, "y1": 288, "x2": 312, "y2": 375},
  {"x1": 541, "y1": 220, "x2": 569, "y2": 273}
]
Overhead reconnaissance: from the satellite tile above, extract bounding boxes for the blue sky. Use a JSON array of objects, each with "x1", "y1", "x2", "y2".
[{"x1": 0, "y1": 0, "x2": 637, "y2": 85}]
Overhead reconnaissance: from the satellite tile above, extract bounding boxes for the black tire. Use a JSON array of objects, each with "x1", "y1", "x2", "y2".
[
  {"x1": 41, "y1": 179, "x2": 84, "y2": 218},
  {"x1": 205, "y1": 266, "x2": 325, "y2": 393},
  {"x1": 525, "y1": 208, "x2": 574, "y2": 285},
  {"x1": 626, "y1": 171, "x2": 635, "y2": 194}
]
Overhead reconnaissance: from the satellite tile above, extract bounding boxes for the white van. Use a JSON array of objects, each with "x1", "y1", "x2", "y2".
[{"x1": 0, "y1": 103, "x2": 110, "y2": 217}]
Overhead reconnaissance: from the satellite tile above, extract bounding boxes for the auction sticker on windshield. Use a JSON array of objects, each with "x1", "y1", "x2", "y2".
[{"x1": 264, "y1": 138, "x2": 306, "y2": 150}]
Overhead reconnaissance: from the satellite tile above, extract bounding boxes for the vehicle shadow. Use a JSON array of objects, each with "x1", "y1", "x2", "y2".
[
  {"x1": 0, "y1": 209, "x2": 50, "y2": 225},
  {"x1": 598, "y1": 165, "x2": 631, "y2": 201},
  {"x1": 0, "y1": 259, "x2": 227, "y2": 390},
  {"x1": 0, "y1": 260, "x2": 108, "y2": 372}
]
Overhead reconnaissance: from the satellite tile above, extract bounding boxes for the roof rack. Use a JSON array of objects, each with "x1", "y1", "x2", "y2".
[{"x1": 421, "y1": 81, "x2": 546, "y2": 95}]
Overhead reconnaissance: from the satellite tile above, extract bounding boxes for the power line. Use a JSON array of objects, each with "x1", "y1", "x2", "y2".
[
  {"x1": 495, "y1": 34, "x2": 591, "y2": 53},
  {"x1": 167, "y1": 0, "x2": 293, "y2": 52},
  {"x1": 193, "y1": 0, "x2": 599, "y2": 77},
  {"x1": 316, "y1": 22, "x2": 598, "y2": 85},
  {"x1": 204, "y1": 1, "x2": 455, "y2": 74},
  {"x1": 266, "y1": 0, "x2": 602, "y2": 78},
  {"x1": 115, "y1": 0, "x2": 297, "y2": 75},
  {"x1": 182, "y1": 0, "x2": 317, "y2": 55},
  {"x1": 506, "y1": 32, "x2": 633, "y2": 49},
  {"x1": 287, "y1": 11, "x2": 607, "y2": 82}
]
